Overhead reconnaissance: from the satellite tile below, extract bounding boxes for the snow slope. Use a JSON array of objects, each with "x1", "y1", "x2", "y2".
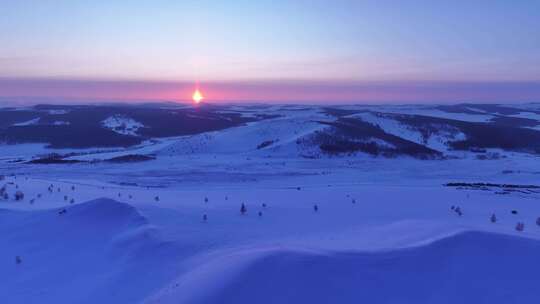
[
  {"x1": 368, "y1": 106, "x2": 495, "y2": 123},
  {"x1": 0, "y1": 198, "x2": 179, "y2": 304},
  {"x1": 158, "y1": 109, "x2": 329, "y2": 157},
  {"x1": 3, "y1": 103, "x2": 540, "y2": 303},
  {"x1": 353, "y1": 112, "x2": 466, "y2": 153},
  {"x1": 2, "y1": 168, "x2": 540, "y2": 304},
  {"x1": 13, "y1": 118, "x2": 40, "y2": 126},
  {"x1": 148, "y1": 231, "x2": 540, "y2": 304}
]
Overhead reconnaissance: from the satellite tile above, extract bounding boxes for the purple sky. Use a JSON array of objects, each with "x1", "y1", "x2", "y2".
[
  {"x1": 1, "y1": 1, "x2": 539, "y2": 103},
  {"x1": 2, "y1": 78, "x2": 539, "y2": 104}
]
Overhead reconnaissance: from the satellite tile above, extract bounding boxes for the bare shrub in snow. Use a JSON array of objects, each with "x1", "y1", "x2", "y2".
[
  {"x1": 490, "y1": 214, "x2": 497, "y2": 223},
  {"x1": 15, "y1": 191, "x2": 24, "y2": 201},
  {"x1": 516, "y1": 222, "x2": 525, "y2": 232},
  {"x1": 240, "y1": 203, "x2": 247, "y2": 215},
  {"x1": 0, "y1": 185, "x2": 7, "y2": 199}
]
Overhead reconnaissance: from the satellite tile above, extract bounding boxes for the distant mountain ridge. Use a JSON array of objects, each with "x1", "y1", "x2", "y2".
[{"x1": 1, "y1": 103, "x2": 540, "y2": 159}]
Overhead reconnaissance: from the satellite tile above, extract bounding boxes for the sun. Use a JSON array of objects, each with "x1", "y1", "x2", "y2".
[{"x1": 192, "y1": 89, "x2": 204, "y2": 104}]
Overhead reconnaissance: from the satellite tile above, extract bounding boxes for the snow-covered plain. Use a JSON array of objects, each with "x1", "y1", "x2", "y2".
[{"x1": 2, "y1": 104, "x2": 540, "y2": 303}]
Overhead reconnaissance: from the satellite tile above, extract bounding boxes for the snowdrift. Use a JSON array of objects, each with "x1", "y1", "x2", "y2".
[
  {"x1": 0, "y1": 198, "x2": 174, "y2": 304},
  {"x1": 150, "y1": 231, "x2": 540, "y2": 304}
]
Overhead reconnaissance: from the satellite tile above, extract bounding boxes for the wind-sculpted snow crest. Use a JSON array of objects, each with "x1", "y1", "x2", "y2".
[
  {"x1": 148, "y1": 231, "x2": 540, "y2": 304},
  {"x1": 0, "y1": 198, "x2": 177, "y2": 304}
]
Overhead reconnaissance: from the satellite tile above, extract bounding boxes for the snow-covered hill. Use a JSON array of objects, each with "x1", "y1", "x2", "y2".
[
  {"x1": 158, "y1": 108, "x2": 329, "y2": 158},
  {"x1": 149, "y1": 231, "x2": 540, "y2": 304},
  {"x1": 2, "y1": 102, "x2": 540, "y2": 303},
  {"x1": 352, "y1": 111, "x2": 466, "y2": 154},
  {"x1": 0, "y1": 198, "x2": 177, "y2": 304},
  {"x1": 2, "y1": 103, "x2": 540, "y2": 161}
]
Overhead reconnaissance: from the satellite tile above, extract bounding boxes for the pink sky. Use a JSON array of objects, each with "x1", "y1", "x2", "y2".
[
  {"x1": 2, "y1": 2, "x2": 539, "y2": 104},
  {"x1": 1, "y1": 78, "x2": 539, "y2": 104}
]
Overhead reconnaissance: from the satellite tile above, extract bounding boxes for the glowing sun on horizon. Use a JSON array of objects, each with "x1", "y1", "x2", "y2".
[{"x1": 192, "y1": 89, "x2": 204, "y2": 104}]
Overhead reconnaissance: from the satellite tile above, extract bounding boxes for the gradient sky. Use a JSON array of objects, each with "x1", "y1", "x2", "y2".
[{"x1": 1, "y1": 0, "x2": 540, "y2": 103}]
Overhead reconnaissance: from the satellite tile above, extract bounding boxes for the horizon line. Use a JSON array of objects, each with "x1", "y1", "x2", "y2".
[{"x1": 1, "y1": 77, "x2": 540, "y2": 104}]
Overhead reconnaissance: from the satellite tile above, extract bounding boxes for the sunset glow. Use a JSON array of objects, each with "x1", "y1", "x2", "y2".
[
  {"x1": 0, "y1": 1, "x2": 539, "y2": 103},
  {"x1": 192, "y1": 89, "x2": 204, "y2": 104}
]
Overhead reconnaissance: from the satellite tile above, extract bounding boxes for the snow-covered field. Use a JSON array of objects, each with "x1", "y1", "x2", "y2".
[{"x1": 2, "y1": 103, "x2": 540, "y2": 303}]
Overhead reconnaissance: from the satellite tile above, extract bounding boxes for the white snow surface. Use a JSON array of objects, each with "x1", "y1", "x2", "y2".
[
  {"x1": 2, "y1": 104, "x2": 540, "y2": 303},
  {"x1": 369, "y1": 106, "x2": 494, "y2": 122},
  {"x1": 1, "y1": 153, "x2": 540, "y2": 303},
  {"x1": 48, "y1": 109, "x2": 69, "y2": 115},
  {"x1": 13, "y1": 118, "x2": 40, "y2": 126},
  {"x1": 159, "y1": 109, "x2": 329, "y2": 158},
  {"x1": 353, "y1": 112, "x2": 466, "y2": 153},
  {"x1": 102, "y1": 115, "x2": 144, "y2": 136}
]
